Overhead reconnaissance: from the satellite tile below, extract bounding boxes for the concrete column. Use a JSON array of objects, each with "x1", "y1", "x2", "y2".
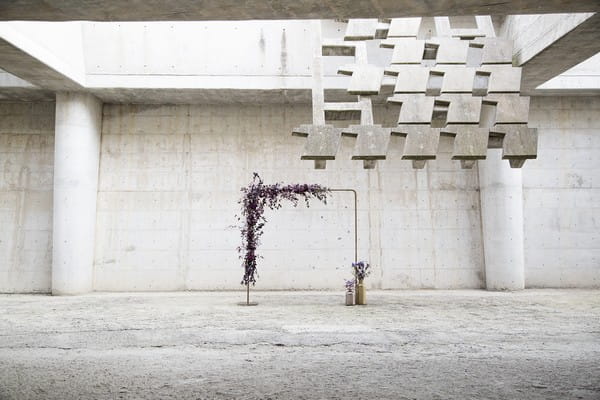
[
  {"x1": 52, "y1": 92, "x2": 102, "y2": 295},
  {"x1": 478, "y1": 149, "x2": 525, "y2": 290}
]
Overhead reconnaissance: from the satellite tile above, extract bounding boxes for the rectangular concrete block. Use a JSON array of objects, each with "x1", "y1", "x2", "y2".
[
  {"x1": 338, "y1": 64, "x2": 383, "y2": 95},
  {"x1": 435, "y1": 65, "x2": 476, "y2": 93},
  {"x1": 387, "y1": 65, "x2": 429, "y2": 93},
  {"x1": 485, "y1": 94, "x2": 530, "y2": 124},
  {"x1": 342, "y1": 124, "x2": 392, "y2": 160},
  {"x1": 442, "y1": 125, "x2": 489, "y2": 160},
  {"x1": 344, "y1": 19, "x2": 378, "y2": 40},
  {"x1": 479, "y1": 65, "x2": 522, "y2": 93},
  {"x1": 428, "y1": 38, "x2": 469, "y2": 64},
  {"x1": 473, "y1": 37, "x2": 514, "y2": 64},
  {"x1": 387, "y1": 18, "x2": 422, "y2": 38},
  {"x1": 388, "y1": 94, "x2": 435, "y2": 124},
  {"x1": 392, "y1": 124, "x2": 440, "y2": 160},
  {"x1": 439, "y1": 94, "x2": 482, "y2": 124},
  {"x1": 383, "y1": 38, "x2": 425, "y2": 64}
]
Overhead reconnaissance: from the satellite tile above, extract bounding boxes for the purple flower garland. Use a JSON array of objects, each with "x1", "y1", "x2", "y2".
[{"x1": 238, "y1": 173, "x2": 330, "y2": 286}]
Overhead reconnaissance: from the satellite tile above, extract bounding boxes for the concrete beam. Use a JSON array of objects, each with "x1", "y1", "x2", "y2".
[
  {"x1": 0, "y1": 1, "x2": 599, "y2": 21},
  {"x1": 502, "y1": 13, "x2": 600, "y2": 94},
  {"x1": 0, "y1": 68, "x2": 54, "y2": 101},
  {"x1": 0, "y1": 22, "x2": 85, "y2": 91}
]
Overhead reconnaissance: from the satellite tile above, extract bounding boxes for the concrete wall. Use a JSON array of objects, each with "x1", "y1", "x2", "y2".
[
  {"x1": 1, "y1": 97, "x2": 598, "y2": 292},
  {"x1": 94, "y1": 104, "x2": 484, "y2": 291},
  {"x1": 524, "y1": 97, "x2": 600, "y2": 287},
  {"x1": 0, "y1": 102, "x2": 54, "y2": 292}
]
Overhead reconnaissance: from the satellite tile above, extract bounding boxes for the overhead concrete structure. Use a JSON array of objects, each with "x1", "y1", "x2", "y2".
[
  {"x1": 503, "y1": 13, "x2": 600, "y2": 94},
  {"x1": 0, "y1": 0, "x2": 599, "y2": 21},
  {"x1": 295, "y1": 16, "x2": 538, "y2": 169}
]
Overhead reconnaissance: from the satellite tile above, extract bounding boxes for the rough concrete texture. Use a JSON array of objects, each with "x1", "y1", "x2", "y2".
[
  {"x1": 2, "y1": 0, "x2": 599, "y2": 21},
  {"x1": 502, "y1": 13, "x2": 600, "y2": 94},
  {"x1": 524, "y1": 97, "x2": 600, "y2": 287},
  {"x1": 0, "y1": 102, "x2": 54, "y2": 293},
  {"x1": 96, "y1": 103, "x2": 484, "y2": 291},
  {"x1": 0, "y1": 290, "x2": 599, "y2": 399}
]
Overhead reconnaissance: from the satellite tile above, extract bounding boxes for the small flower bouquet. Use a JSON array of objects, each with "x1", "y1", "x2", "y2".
[
  {"x1": 344, "y1": 278, "x2": 355, "y2": 306},
  {"x1": 352, "y1": 261, "x2": 371, "y2": 282},
  {"x1": 344, "y1": 278, "x2": 355, "y2": 293}
]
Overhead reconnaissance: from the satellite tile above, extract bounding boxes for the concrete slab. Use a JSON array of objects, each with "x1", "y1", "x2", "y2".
[{"x1": 2, "y1": 1, "x2": 598, "y2": 21}]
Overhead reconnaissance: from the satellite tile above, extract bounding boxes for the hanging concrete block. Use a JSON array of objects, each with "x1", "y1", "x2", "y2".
[
  {"x1": 387, "y1": 18, "x2": 422, "y2": 38},
  {"x1": 439, "y1": 94, "x2": 482, "y2": 124},
  {"x1": 338, "y1": 64, "x2": 383, "y2": 95},
  {"x1": 388, "y1": 94, "x2": 435, "y2": 124},
  {"x1": 431, "y1": 99, "x2": 450, "y2": 127},
  {"x1": 292, "y1": 124, "x2": 342, "y2": 162},
  {"x1": 473, "y1": 71, "x2": 491, "y2": 96},
  {"x1": 344, "y1": 19, "x2": 379, "y2": 41},
  {"x1": 428, "y1": 38, "x2": 469, "y2": 64},
  {"x1": 434, "y1": 16, "x2": 495, "y2": 39},
  {"x1": 492, "y1": 124, "x2": 538, "y2": 167},
  {"x1": 426, "y1": 70, "x2": 444, "y2": 96},
  {"x1": 342, "y1": 124, "x2": 392, "y2": 163},
  {"x1": 442, "y1": 125, "x2": 489, "y2": 160},
  {"x1": 473, "y1": 37, "x2": 513, "y2": 64},
  {"x1": 485, "y1": 94, "x2": 530, "y2": 124},
  {"x1": 386, "y1": 65, "x2": 429, "y2": 93},
  {"x1": 392, "y1": 124, "x2": 440, "y2": 161},
  {"x1": 479, "y1": 65, "x2": 521, "y2": 93},
  {"x1": 436, "y1": 65, "x2": 475, "y2": 93},
  {"x1": 382, "y1": 38, "x2": 425, "y2": 64}
]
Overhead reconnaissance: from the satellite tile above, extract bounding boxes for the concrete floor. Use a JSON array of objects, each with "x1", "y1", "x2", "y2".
[{"x1": 0, "y1": 290, "x2": 599, "y2": 400}]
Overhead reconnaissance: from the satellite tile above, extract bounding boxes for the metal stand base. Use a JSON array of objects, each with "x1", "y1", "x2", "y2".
[{"x1": 237, "y1": 302, "x2": 259, "y2": 306}]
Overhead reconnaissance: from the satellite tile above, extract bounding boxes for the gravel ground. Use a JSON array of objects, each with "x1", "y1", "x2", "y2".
[{"x1": 0, "y1": 289, "x2": 599, "y2": 400}]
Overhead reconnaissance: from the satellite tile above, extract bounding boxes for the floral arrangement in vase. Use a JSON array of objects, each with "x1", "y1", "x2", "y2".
[
  {"x1": 344, "y1": 279, "x2": 355, "y2": 306},
  {"x1": 352, "y1": 261, "x2": 371, "y2": 282},
  {"x1": 352, "y1": 261, "x2": 370, "y2": 305}
]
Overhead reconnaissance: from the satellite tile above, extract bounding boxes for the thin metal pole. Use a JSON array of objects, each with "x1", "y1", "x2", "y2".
[{"x1": 329, "y1": 189, "x2": 358, "y2": 264}]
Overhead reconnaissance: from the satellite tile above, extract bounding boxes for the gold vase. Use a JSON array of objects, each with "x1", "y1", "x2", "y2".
[{"x1": 355, "y1": 280, "x2": 366, "y2": 305}]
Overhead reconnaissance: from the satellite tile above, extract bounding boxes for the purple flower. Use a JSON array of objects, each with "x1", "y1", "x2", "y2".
[
  {"x1": 344, "y1": 279, "x2": 356, "y2": 292},
  {"x1": 352, "y1": 261, "x2": 371, "y2": 281},
  {"x1": 237, "y1": 173, "x2": 330, "y2": 286}
]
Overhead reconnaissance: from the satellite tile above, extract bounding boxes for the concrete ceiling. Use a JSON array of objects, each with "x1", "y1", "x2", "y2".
[{"x1": 1, "y1": 0, "x2": 599, "y2": 21}]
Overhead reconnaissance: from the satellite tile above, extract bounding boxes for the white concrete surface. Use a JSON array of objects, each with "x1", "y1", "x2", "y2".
[
  {"x1": 0, "y1": 290, "x2": 599, "y2": 399},
  {"x1": 95, "y1": 104, "x2": 484, "y2": 291},
  {"x1": 538, "y1": 52, "x2": 600, "y2": 91},
  {"x1": 478, "y1": 149, "x2": 525, "y2": 290},
  {"x1": 52, "y1": 92, "x2": 102, "y2": 294},
  {"x1": 0, "y1": 102, "x2": 54, "y2": 293},
  {"x1": 524, "y1": 96, "x2": 600, "y2": 287},
  {"x1": 1, "y1": 96, "x2": 599, "y2": 292}
]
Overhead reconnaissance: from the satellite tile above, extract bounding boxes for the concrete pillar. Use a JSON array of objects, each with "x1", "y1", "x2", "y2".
[
  {"x1": 52, "y1": 92, "x2": 102, "y2": 295},
  {"x1": 478, "y1": 149, "x2": 525, "y2": 290}
]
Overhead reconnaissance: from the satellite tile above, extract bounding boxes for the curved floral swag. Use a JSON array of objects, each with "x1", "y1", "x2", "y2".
[{"x1": 237, "y1": 173, "x2": 330, "y2": 286}]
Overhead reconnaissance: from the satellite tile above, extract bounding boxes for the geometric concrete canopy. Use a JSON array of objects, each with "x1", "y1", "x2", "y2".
[{"x1": 0, "y1": 0, "x2": 599, "y2": 21}]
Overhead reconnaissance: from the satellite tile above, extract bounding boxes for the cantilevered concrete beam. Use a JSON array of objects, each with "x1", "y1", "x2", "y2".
[
  {"x1": 0, "y1": 24, "x2": 83, "y2": 91},
  {"x1": 0, "y1": 68, "x2": 54, "y2": 101},
  {"x1": 502, "y1": 13, "x2": 600, "y2": 94},
  {"x1": 0, "y1": 1, "x2": 599, "y2": 21}
]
